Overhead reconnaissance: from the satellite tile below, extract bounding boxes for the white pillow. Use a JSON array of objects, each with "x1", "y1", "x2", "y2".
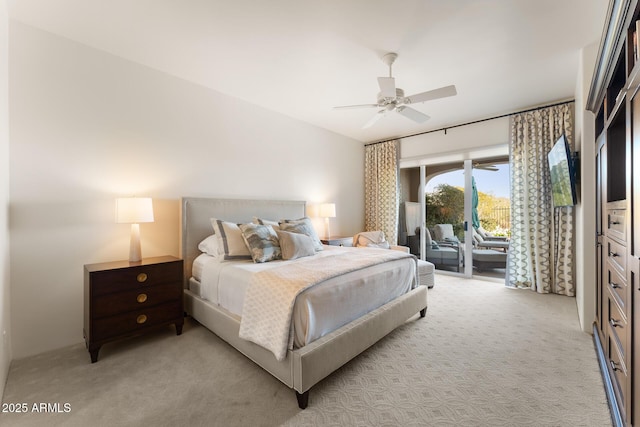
[
  {"x1": 210, "y1": 218, "x2": 252, "y2": 260},
  {"x1": 276, "y1": 230, "x2": 316, "y2": 260},
  {"x1": 355, "y1": 231, "x2": 387, "y2": 247},
  {"x1": 198, "y1": 234, "x2": 219, "y2": 256}
]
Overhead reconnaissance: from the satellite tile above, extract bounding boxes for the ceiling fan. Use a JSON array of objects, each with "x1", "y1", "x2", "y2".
[
  {"x1": 334, "y1": 52, "x2": 457, "y2": 129},
  {"x1": 473, "y1": 162, "x2": 499, "y2": 171}
]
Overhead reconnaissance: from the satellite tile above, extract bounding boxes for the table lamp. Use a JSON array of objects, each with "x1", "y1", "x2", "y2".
[
  {"x1": 319, "y1": 203, "x2": 336, "y2": 239},
  {"x1": 116, "y1": 197, "x2": 154, "y2": 262}
]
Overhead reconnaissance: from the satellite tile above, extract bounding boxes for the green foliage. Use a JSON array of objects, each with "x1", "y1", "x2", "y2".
[
  {"x1": 425, "y1": 183, "x2": 511, "y2": 240},
  {"x1": 425, "y1": 184, "x2": 465, "y2": 239}
]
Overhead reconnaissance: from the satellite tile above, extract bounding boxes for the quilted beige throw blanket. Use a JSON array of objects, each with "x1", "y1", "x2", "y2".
[{"x1": 239, "y1": 248, "x2": 416, "y2": 361}]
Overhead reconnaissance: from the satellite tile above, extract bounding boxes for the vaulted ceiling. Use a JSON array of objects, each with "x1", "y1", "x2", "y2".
[{"x1": 8, "y1": 0, "x2": 609, "y2": 142}]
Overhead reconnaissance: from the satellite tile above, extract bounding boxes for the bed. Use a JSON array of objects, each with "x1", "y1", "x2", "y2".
[{"x1": 180, "y1": 197, "x2": 428, "y2": 408}]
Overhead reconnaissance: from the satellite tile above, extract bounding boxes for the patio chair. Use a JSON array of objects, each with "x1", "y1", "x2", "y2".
[
  {"x1": 423, "y1": 228, "x2": 462, "y2": 272},
  {"x1": 472, "y1": 227, "x2": 509, "y2": 251},
  {"x1": 433, "y1": 224, "x2": 461, "y2": 245},
  {"x1": 472, "y1": 248, "x2": 507, "y2": 271},
  {"x1": 476, "y1": 225, "x2": 509, "y2": 242}
]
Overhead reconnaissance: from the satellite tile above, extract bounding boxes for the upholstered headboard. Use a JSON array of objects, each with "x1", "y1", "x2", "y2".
[{"x1": 179, "y1": 197, "x2": 306, "y2": 287}]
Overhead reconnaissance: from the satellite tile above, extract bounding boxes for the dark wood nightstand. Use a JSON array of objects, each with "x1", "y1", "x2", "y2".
[
  {"x1": 320, "y1": 236, "x2": 353, "y2": 247},
  {"x1": 83, "y1": 256, "x2": 184, "y2": 363}
]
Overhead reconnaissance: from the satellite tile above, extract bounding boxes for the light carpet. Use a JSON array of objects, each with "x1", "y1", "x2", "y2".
[{"x1": 1, "y1": 275, "x2": 611, "y2": 426}]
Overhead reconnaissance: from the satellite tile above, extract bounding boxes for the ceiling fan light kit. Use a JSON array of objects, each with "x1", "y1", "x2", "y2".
[{"x1": 334, "y1": 52, "x2": 457, "y2": 129}]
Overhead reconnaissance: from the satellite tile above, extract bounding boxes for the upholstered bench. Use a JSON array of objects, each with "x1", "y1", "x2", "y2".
[
  {"x1": 417, "y1": 259, "x2": 435, "y2": 288},
  {"x1": 352, "y1": 231, "x2": 434, "y2": 288}
]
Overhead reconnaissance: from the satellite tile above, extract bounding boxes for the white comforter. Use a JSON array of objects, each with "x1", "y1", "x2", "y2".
[{"x1": 191, "y1": 246, "x2": 416, "y2": 355}]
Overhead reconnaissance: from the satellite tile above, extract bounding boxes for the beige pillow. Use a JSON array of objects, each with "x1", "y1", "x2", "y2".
[
  {"x1": 252, "y1": 217, "x2": 280, "y2": 230},
  {"x1": 210, "y1": 218, "x2": 252, "y2": 260},
  {"x1": 276, "y1": 230, "x2": 316, "y2": 260},
  {"x1": 278, "y1": 217, "x2": 323, "y2": 251}
]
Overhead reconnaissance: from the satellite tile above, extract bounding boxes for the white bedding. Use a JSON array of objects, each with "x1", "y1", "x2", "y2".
[{"x1": 190, "y1": 245, "x2": 416, "y2": 348}]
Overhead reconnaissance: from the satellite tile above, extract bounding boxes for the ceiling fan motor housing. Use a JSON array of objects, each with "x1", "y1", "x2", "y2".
[{"x1": 377, "y1": 88, "x2": 405, "y2": 106}]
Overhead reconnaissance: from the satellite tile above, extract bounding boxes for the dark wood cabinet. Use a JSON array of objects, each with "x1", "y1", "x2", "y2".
[
  {"x1": 83, "y1": 256, "x2": 184, "y2": 362},
  {"x1": 590, "y1": 2, "x2": 640, "y2": 425}
]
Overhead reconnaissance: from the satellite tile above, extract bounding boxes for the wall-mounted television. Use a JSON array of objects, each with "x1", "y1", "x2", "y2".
[{"x1": 547, "y1": 134, "x2": 578, "y2": 207}]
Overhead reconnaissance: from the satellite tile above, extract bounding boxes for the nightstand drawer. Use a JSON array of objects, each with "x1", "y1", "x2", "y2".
[
  {"x1": 321, "y1": 237, "x2": 353, "y2": 247},
  {"x1": 91, "y1": 261, "x2": 182, "y2": 296},
  {"x1": 92, "y1": 283, "x2": 182, "y2": 318},
  {"x1": 92, "y1": 301, "x2": 182, "y2": 341}
]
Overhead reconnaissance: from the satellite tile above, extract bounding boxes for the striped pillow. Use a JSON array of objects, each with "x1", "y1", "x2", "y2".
[{"x1": 210, "y1": 218, "x2": 252, "y2": 260}]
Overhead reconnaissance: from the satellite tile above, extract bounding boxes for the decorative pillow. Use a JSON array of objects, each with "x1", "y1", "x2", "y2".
[
  {"x1": 198, "y1": 234, "x2": 219, "y2": 256},
  {"x1": 210, "y1": 218, "x2": 252, "y2": 260},
  {"x1": 239, "y1": 223, "x2": 281, "y2": 263},
  {"x1": 279, "y1": 217, "x2": 323, "y2": 251},
  {"x1": 367, "y1": 242, "x2": 391, "y2": 249},
  {"x1": 276, "y1": 230, "x2": 316, "y2": 260},
  {"x1": 253, "y1": 217, "x2": 280, "y2": 230},
  {"x1": 354, "y1": 231, "x2": 388, "y2": 248}
]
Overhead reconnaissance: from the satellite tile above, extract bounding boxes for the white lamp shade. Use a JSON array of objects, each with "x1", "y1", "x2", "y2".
[
  {"x1": 116, "y1": 197, "x2": 154, "y2": 224},
  {"x1": 319, "y1": 203, "x2": 336, "y2": 218}
]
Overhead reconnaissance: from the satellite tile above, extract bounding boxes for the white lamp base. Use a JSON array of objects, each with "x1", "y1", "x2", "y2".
[
  {"x1": 324, "y1": 217, "x2": 331, "y2": 240},
  {"x1": 129, "y1": 223, "x2": 142, "y2": 262}
]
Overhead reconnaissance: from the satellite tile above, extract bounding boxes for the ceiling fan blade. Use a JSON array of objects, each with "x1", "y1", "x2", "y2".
[
  {"x1": 333, "y1": 103, "x2": 380, "y2": 110},
  {"x1": 406, "y1": 85, "x2": 457, "y2": 104},
  {"x1": 377, "y1": 77, "x2": 396, "y2": 98},
  {"x1": 474, "y1": 162, "x2": 499, "y2": 171},
  {"x1": 396, "y1": 106, "x2": 430, "y2": 123},
  {"x1": 362, "y1": 110, "x2": 386, "y2": 129}
]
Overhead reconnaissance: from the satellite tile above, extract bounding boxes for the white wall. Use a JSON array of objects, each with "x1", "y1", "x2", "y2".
[
  {"x1": 575, "y1": 41, "x2": 599, "y2": 332},
  {"x1": 9, "y1": 22, "x2": 364, "y2": 359},
  {"x1": 400, "y1": 116, "x2": 510, "y2": 165},
  {"x1": 0, "y1": 0, "x2": 11, "y2": 401}
]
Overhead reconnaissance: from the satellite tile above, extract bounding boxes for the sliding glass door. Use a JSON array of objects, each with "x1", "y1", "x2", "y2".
[{"x1": 402, "y1": 156, "x2": 510, "y2": 279}]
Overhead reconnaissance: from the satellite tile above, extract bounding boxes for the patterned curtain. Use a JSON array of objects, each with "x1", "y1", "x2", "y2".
[
  {"x1": 364, "y1": 140, "x2": 400, "y2": 245},
  {"x1": 508, "y1": 103, "x2": 575, "y2": 296}
]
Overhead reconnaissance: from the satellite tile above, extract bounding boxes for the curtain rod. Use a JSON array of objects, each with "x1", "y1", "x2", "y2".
[{"x1": 364, "y1": 99, "x2": 575, "y2": 146}]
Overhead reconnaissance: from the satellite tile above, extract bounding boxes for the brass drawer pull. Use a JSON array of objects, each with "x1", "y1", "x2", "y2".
[
  {"x1": 136, "y1": 314, "x2": 147, "y2": 324},
  {"x1": 137, "y1": 293, "x2": 147, "y2": 303},
  {"x1": 610, "y1": 359, "x2": 621, "y2": 372},
  {"x1": 137, "y1": 273, "x2": 148, "y2": 283}
]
